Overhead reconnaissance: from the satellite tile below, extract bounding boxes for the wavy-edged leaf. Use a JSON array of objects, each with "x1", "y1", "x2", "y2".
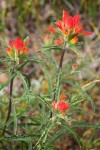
[
  {"x1": 33, "y1": 120, "x2": 53, "y2": 149},
  {"x1": 61, "y1": 122, "x2": 82, "y2": 148},
  {"x1": 29, "y1": 93, "x2": 51, "y2": 109},
  {"x1": 70, "y1": 98, "x2": 85, "y2": 107},
  {"x1": 0, "y1": 61, "x2": 29, "y2": 91},
  {"x1": 42, "y1": 67, "x2": 53, "y2": 99},
  {"x1": 0, "y1": 108, "x2": 27, "y2": 129},
  {"x1": 0, "y1": 133, "x2": 37, "y2": 141},
  {"x1": 38, "y1": 46, "x2": 62, "y2": 52},
  {"x1": 0, "y1": 57, "x2": 12, "y2": 62},
  {"x1": 22, "y1": 73, "x2": 31, "y2": 90},
  {"x1": 72, "y1": 122, "x2": 100, "y2": 128},
  {"x1": 74, "y1": 42, "x2": 83, "y2": 46},
  {"x1": 21, "y1": 57, "x2": 47, "y2": 65},
  {"x1": 44, "y1": 129, "x2": 64, "y2": 149},
  {"x1": 12, "y1": 100, "x2": 17, "y2": 135},
  {"x1": 53, "y1": 68, "x2": 62, "y2": 100},
  {"x1": 0, "y1": 72, "x2": 17, "y2": 91},
  {"x1": 16, "y1": 71, "x2": 29, "y2": 93},
  {"x1": 66, "y1": 80, "x2": 95, "y2": 111},
  {"x1": 68, "y1": 46, "x2": 84, "y2": 57}
]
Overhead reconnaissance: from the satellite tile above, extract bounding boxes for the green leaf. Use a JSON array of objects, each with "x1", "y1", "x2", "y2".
[
  {"x1": 22, "y1": 73, "x2": 31, "y2": 90},
  {"x1": 33, "y1": 120, "x2": 54, "y2": 149},
  {"x1": 53, "y1": 68, "x2": 62, "y2": 100},
  {"x1": 29, "y1": 93, "x2": 51, "y2": 109},
  {"x1": 0, "y1": 108, "x2": 27, "y2": 129},
  {"x1": 70, "y1": 98, "x2": 85, "y2": 107},
  {"x1": 42, "y1": 67, "x2": 53, "y2": 99},
  {"x1": 74, "y1": 42, "x2": 83, "y2": 46},
  {"x1": 21, "y1": 57, "x2": 47, "y2": 65},
  {"x1": 44, "y1": 129, "x2": 64, "y2": 149},
  {"x1": 12, "y1": 100, "x2": 17, "y2": 135},
  {"x1": 68, "y1": 46, "x2": 84, "y2": 57},
  {"x1": 0, "y1": 133, "x2": 37, "y2": 141},
  {"x1": 72, "y1": 122, "x2": 100, "y2": 128},
  {"x1": 0, "y1": 57, "x2": 12, "y2": 62},
  {"x1": 61, "y1": 122, "x2": 82, "y2": 148},
  {"x1": 65, "y1": 80, "x2": 95, "y2": 111},
  {"x1": 0, "y1": 61, "x2": 29, "y2": 91},
  {"x1": 16, "y1": 71, "x2": 29, "y2": 93},
  {"x1": 0, "y1": 72, "x2": 17, "y2": 91},
  {"x1": 38, "y1": 46, "x2": 62, "y2": 52}
]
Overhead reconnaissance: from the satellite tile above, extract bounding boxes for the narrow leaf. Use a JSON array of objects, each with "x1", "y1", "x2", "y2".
[
  {"x1": 22, "y1": 73, "x2": 31, "y2": 90},
  {"x1": 0, "y1": 61, "x2": 29, "y2": 91},
  {"x1": 68, "y1": 46, "x2": 84, "y2": 57},
  {"x1": 66, "y1": 80, "x2": 95, "y2": 111},
  {"x1": 16, "y1": 71, "x2": 29, "y2": 93},
  {"x1": 61, "y1": 122, "x2": 82, "y2": 148},
  {"x1": 38, "y1": 46, "x2": 62, "y2": 52},
  {"x1": 72, "y1": 122, "x2": 100, "y2": 128},
  {"x1": 42, "y1": 67, "x2": 53, "y2": 99}
]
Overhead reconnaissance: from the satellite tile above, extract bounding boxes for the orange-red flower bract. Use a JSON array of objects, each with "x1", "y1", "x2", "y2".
[
  {"x1": 51, "y1": 100, "x2": 69, "y2": 112},
  {"x1": 48, "y1": 26, "x2": 56, "y2": 32},
  {"x1": 44, "y1": 35, "x2": 50, "y2": 41},
  {"x1": 51, "y1": 92, "x2": 69, "y2": 113},
  {"x1": 57, "y1": 101, "x2": 69, "y2": 111},
  {"x1": 72, "y1": 63, "x2": 77, "y2": 69},
  {"x1": 54, "y1": 38, "x2": 64, "y2": 45},
  {"x1": 48, "y1": 10, "x2": 92, "y2": 44},
  {"x1": 59, "y1": 92, "x2": 67, "y2": 101},
  {"x1": 6, "y1": 37, "x2": 29, "y2": 59}
]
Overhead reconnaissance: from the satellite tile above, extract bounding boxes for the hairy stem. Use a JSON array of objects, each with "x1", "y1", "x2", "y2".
[
  {"x1": 59, "y1": 48, "x2": 66, "y2": 68},
  {"x1": 53, "y1": 44, "x2": 66, "y2": 101},
  {"x1": 2, "y1": 62, "x2": 15, "y2": 135},
  {"x1": 50, "y1": 44, "x2": 66, "y2": 118}
]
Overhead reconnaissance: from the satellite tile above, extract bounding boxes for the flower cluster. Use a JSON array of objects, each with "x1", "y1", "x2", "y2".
[
  {"x1": 51, "y1": 93, "x2": 69, "y2": 113},
  {"x1": 72, "y1": 63, "x2": 77, "y2": 69},
  {"x1": 6, "y1": 37, "x2": 29, "y2": 60},
  {"x1": 48, "y1": 10, "x2": 91, "y2": 45}
]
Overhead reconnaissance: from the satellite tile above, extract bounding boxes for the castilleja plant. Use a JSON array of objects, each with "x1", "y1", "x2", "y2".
[
  {"x1": 37, "y1": 10, "x2": 95, "y2": 149},
  {"x1": 0, "y1": 10, "x2": 96, "y2": 150},
  {"x1": 45, "y1": 10, "x2": 93, "y2": 104},
  {"x1": 2, "y1": 37, "x2": 30, "y2": 134},
  {"x1": 1, "y1": 36, "x2": 45, "y2": 135}
]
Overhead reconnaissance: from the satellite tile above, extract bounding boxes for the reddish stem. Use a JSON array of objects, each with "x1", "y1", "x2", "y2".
[{"x1": 2, "y1": 62, "x2": 15, "y2": 135}]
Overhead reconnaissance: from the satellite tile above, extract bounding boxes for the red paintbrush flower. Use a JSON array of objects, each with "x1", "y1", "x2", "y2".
[
  {"x1": 6, "y1": 37, "x2": 29, "y2": 60},
  {"x1": 51, "y1": 100, "x2": 69, "y2": 113},
  {"x1": 81, "y1": 31, "x2": 92, "y2": 35},
  {"x1": 59, "y1": 92, "x2": 67, "y2": 101},
  {"x1": 48, "y1": 10, "x2": 92, "y2": 44},
  {"x1": 51, "y1": 92, "x2": 69, "y2": 113},
  {"x1": 48, "y1": 26, "x2": 56, "y2": 32},
  {"x1": 72, "y1": 63, "x2": 77, "y2": 69},
  {"x1": 57, "y1": 101, "x2": 69, "y2": 112},
  {"x1": 44, "y1": 35, "x2": 50, "y2": 41},
  {"x1": 54, "y1": 37, "x2": 64, "y2": 45}
]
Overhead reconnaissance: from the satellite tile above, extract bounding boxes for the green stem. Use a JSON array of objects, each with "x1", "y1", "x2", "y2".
[
  {"x1": 53, "y1": 44, "x2": 66, "y2": 101},
  {"x1": 50, "y1": 44, "x2": 66, "y2": 118}
]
